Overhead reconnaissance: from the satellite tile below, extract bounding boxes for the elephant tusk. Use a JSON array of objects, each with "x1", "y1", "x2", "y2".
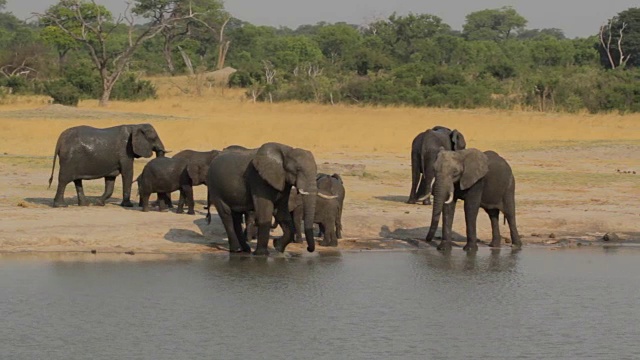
[
  {"x1": 445, "y1": 192, "x2": 454, "y2": 204},
  {"x1": 298, "y1": 189, "x2": 310, "y2": 195},
  {"x1": 430, "y1": 178, "x2": 435, "y2": 194},
  {"x1": 317, "y1": 192, "x2": 338, "y2": 200}
]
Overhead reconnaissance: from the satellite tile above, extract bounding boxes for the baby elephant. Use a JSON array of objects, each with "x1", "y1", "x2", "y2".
[
  {"x1": 136, "y1": 157, "x2": 195, "y2": 214},
  {"x1": 289, "y1": 173, "x2": 345, "y2": 247}
]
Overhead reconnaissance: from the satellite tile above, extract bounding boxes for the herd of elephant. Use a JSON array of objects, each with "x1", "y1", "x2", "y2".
[{"x1": 47, "y1": 123, "x2": 521, "y2": 255}]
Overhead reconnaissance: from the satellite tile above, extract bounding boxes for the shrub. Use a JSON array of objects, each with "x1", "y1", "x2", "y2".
[
  {"x1": 110, "y1": 73, "x2": 157, "y2": 101},
  {"x1": 44, "y1": 80, "x2": 81, "y2": 106}
]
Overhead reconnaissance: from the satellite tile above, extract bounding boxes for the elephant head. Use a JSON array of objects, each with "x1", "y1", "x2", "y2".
[
  {"x1": 190, "y1": 150, "x2": 220, "y2": 186},
  {"x1": 253, "y1": 142, "x2": 318, "y2": 252},
  {"x1": 450, "y1": 129, "x2": 466, "y2": 151},
  {"x1": 132, "y1": 124, "x2": 166, "y2": 158},
  {"x1": 425, "y1": 148, "x2": 488, "y2": 242}
]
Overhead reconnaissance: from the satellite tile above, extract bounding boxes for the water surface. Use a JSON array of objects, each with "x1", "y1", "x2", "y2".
[{"x1": 1, "y1": 248, "x2": 639, "y2": 359}]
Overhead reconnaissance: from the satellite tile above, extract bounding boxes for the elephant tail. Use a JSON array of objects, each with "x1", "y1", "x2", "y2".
[{"x1": 48, "y1": 139, "x2": 61, "y2": 189}]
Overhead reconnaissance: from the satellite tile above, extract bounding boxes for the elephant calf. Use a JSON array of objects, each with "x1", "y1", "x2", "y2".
[
  {"x1": 288, "y1": 173, "x2": 345, "y2": 247},
  {"x1": 136, "y1": 157, "x2": 195, "y2": 214}
]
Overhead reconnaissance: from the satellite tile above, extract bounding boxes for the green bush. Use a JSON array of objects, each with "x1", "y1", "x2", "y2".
[
  {"x1": 44, "y1": 80, "x2": 81, "y2": 106},
  {"x1": 111, "y1": 73, "x2": 157, "y2": 101}
]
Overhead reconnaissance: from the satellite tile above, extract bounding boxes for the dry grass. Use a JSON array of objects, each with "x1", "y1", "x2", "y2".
[{"x1": 1, "y1": 79, "x2": 639, "y2": 158}]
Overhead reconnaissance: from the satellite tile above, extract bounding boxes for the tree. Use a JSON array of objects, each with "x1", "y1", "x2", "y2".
[
  {"x1": 35, "y1": 0, "x2": 196, "y2": 106},
  {"x1": 134, "y1": 0, "x2": 227, "y2": 74},
  {"x1": 598, "y1": 8, "x2": 640, "y2": 69},
  {"x1": 463, "y1": 7, "x2": 527, "y2": 41}
]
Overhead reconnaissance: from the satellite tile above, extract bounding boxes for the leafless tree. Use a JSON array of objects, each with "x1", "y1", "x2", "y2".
[
  {"x1": 600, "y1": 18, "x2": 631, "y2": 69},
  {"x1": 34, "y1": 0, "x2": 197, "y2": 106}
]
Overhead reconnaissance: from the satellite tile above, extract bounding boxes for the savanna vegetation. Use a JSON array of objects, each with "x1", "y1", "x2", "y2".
[{"x1": 2, "y1": 0, "x2": 640, "y2": 113}]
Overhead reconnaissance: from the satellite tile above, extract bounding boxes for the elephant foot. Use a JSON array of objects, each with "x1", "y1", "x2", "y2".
[
  {"x1": 437, "y1": 241, "x2": 452, "y2": 252},
  {"x1": 463, "y1": 243, "x2": 479, "y2": 252},
  {"x1": 142, "y1": 207, "x2": 150, "y2": 212},
  {"x1": 273, "y1": 238, "x2": 287, "y2": 252},
  {"x1": 95, "y1": 198, "x2": 106, "y2": 206},
  {"x1": 52, "y1": 200, "x2": 68, "y2": 208},
  {"x1": 488, "y1": 240, "x2": 502, "y2": 248},
  {"x1": 511, "y1": 239, "x2": 523, "y2": 248},
  {"x1": 406, "y1": 199, "x2": 417, "y2": 204},
  {"x1": 253, "y1": 247, "x2": 270, "y2": 256},
  {"x1": 187, "y1": 210, "x2": 195, "y2": 215},
  {"x1": 120, "y1": 200, "x2": 134, "y2": 208},
  {"x1": 422, "y1": 198, "x2": 431, "y2": 206},
  {"x1": 78, "y1": 199, "x2": 90, "y2": 207},
  {"x1": 176, "y1": 208, "x2": 184, "y2": 214},
  {"x1": 319, "y1": 240, "x2": 330, "y2": 247},
  {"x1": 293, "y1": 235, "x2": 303, "y2": 244}
]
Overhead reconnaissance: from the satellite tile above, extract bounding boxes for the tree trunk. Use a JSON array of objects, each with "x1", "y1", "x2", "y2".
[
  {"x1": 163, "y1": 40, "x2": 175, "y2": 75},
  {"x1": 100, "y1": 77, "x2": 116, "y2": 107}
]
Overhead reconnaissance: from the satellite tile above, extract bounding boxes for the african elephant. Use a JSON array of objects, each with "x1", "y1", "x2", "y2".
[
  {"x1": 136, "y1": 156, "x2": 195, "y2": 214},
  {"x1": 48, "y1": 124, "x2": 166, "y2": 208},
  {"x1": 172, "y1": 149, "x2": 220, "y2": 186},
  {"x1": 288, "y1": 173, "x2": 345, "y2": 247},
  {"x1": 425, "y1": 148, "x2": 522, "y2": 252},
  {"x1": 206, "y1": 142, "x2": 318, "y2": 255},
  {"x1": 408, "y1": 126, "x2": 466, "y2": 205}
]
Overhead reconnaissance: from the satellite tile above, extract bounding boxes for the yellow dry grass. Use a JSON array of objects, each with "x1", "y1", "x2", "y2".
[{"x1": 1, "y1": 79, "x2": 639, "y2": 158}]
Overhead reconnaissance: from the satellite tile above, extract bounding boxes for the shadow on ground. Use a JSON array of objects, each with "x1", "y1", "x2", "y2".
[
  {"x1": 164, "y1": 217, "x2": 230, "y2": 251},
  {"x1": 374, "y1": 195, "x2": 411, "y2": 204}
]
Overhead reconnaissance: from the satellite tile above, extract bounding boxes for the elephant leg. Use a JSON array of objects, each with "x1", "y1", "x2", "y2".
[
  {"x1": 120, "y1": 161, "x2": 134, "y2": 207},
  {"x1": 74, "y1": 179, "x2": 89, "y2": 206},
  {"x1": 486, "y1": 208, "x2": 502, "y2": 248},
  {"x1": 336, "y1": 205, "x2": 343, "y2": 239},
  {"x1": 97, "y1": 176, "x2": 116, "y2": 206},
  {"x1": 232, "y1": 212, "x2": 251, "y2": 252},
  {"x1": 183, "y1": 185, "x2": 195, "y2": 215},
  {"x1": 176, "y1": 190, "x2": 185, "y2": 214},
  {"x1": 292, "y1": 206, "x2": 303, "y2": 243},
  {"x1": 318, "y1": 222, "x2": 325, "y2": 238},
  {"x1": 158, "y1": 193, "x2": 172, "y2": 209},
  {"x1": 408, "y1": 152, "x2": 421, "y2": 204},
  {"x1": 253, "y1": 198, "x2": 277, "y2": 255},
  {"x1": 463, "y1": 200, "x2": 480, "y2": 252},
  {"x1": 214, "y1": 200, "x2": 246, "y2": 253},
  {"x1": 53, "y1": 177, "x2": 70, "y2": 208},
  {"x1": 140, "y1": 192, "x2": 151, "y2": 212},
  {"x1": 273, "y1": 201, "x2": 295, "y2": 252},
  {"x1": 437, "y1": 200, "x2": 456, "y2": 252},
  {"x1": 504, "y1": 199, "x2": 522, "y2": 248},
  {"x1": 158, "y1": 193, "x2": 169, "y2": 212}
]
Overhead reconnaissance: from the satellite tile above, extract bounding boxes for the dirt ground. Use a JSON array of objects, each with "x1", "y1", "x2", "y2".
[{"x1": 0, "y1": 125, "x2": 638, "y2": 255}]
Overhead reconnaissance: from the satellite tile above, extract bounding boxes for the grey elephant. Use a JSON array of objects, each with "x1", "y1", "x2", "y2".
[
  {"x1": 206, "y1": 142, "x2": 319, "y2": 255},
  {"x1": 48, "y1": 124, "x2": 166, "y2": 208},
  {"x1": 425, "y1": 148, "x2": 521, "y2": 251},
  {"x1": 408, "y1": 126, "x2": 466, "y2": 205},
  {"x1": 136, "y1": 156, "x2": 195, "y2": 214},
  {"x1": 288, "y1": 173, "x2": 345, "y2": 247}
]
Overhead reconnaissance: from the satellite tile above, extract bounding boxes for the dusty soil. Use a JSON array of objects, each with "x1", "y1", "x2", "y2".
[{"x1": 1, "y1": 142, "x2": 638, "y2": 255}]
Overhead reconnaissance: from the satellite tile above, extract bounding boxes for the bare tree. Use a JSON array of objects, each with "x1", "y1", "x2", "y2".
[
  {"x1": 35, "y1": 0, "x2": 197, "y2": 106},
  {"x1": 263, "y1": 60, "x2": 276, "y2": 103},
  {"x1": 600, "y1": 18, "x2": 631, "y2": 69}
]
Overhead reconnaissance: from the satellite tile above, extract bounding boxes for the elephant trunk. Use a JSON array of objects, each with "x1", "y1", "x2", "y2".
[
  {"x1": 300, "y1": 187, "x2": 317, "y2": 253},
  {"x1": 425, "y1": 181, "x2": 449, "y2": 242}
]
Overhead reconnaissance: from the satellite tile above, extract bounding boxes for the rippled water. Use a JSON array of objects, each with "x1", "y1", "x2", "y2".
[{"x1": 2, "y1": 247, "x2": 639, "y2": 359}]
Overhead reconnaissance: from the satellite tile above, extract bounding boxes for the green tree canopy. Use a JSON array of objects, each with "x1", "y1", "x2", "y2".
[{"x1": 463, "y1": 7, "x2": 527, "y2": 41}]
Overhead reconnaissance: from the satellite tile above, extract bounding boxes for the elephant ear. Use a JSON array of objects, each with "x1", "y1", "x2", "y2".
[
  {"x1": 132, "y1": 128, "x2": 153, "y2": 158},
  {"x1": 253, "y1": 143, "x2": 287, "y2": 191},
  {"x1": 460, "y1": 149, "x2": 489, "y2": 190},
  {"x1": 451, "y1": 129, "x2": 466, "y2": 151}
]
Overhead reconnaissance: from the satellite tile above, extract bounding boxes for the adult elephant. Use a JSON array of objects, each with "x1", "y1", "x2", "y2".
[
  {"x1": 425, "y1": 148, "x2": 522, "y2": 252},
  {"x1": 408, "y1": 126, "x2": 466, "y2": 205},
  {"x1": 48, "y1": 124, "x2": 166, "y2": 208},
  {"x1": 206, "y1": 142, "x2": 318, "y2": 255}
]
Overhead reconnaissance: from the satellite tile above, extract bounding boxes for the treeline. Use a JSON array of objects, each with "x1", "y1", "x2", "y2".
[{"x1": 2, "y1": 0, "x2": 640, "y2": 113}]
